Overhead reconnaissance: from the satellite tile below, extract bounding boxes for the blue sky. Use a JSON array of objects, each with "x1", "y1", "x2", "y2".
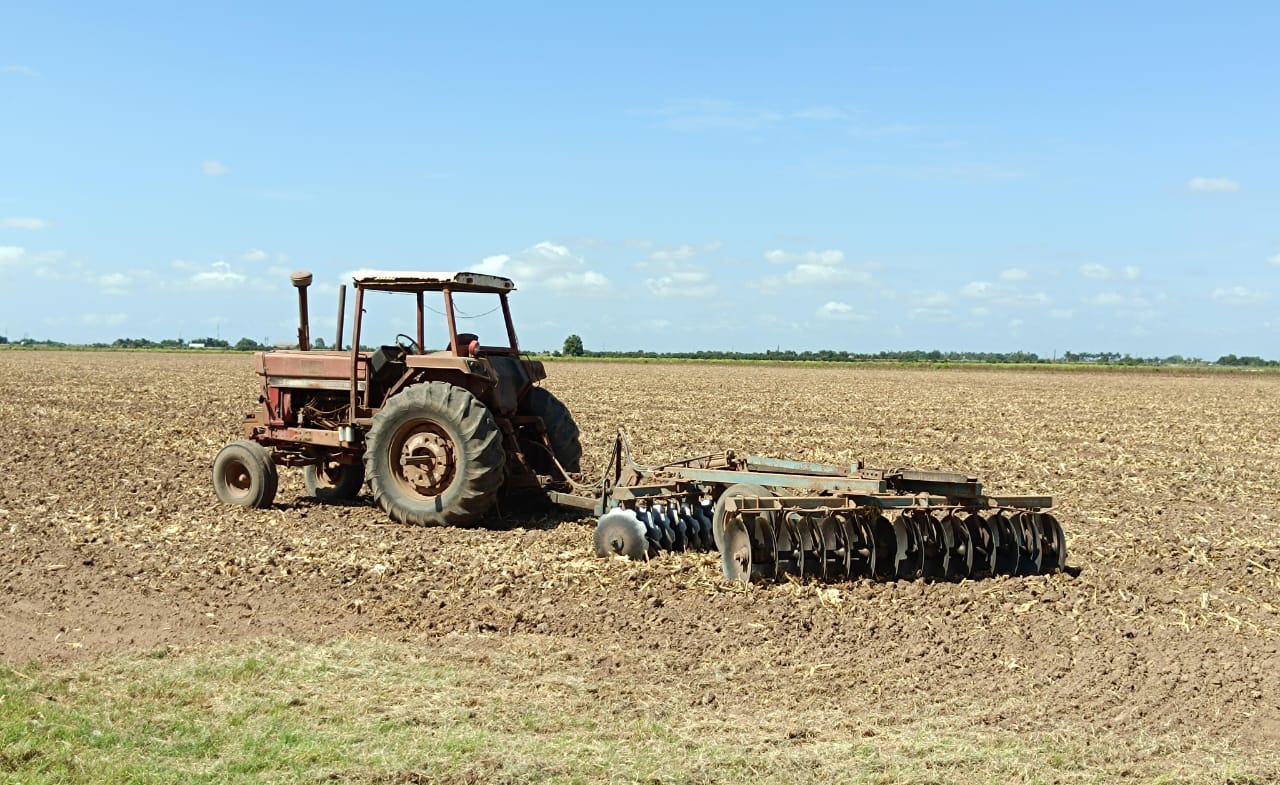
[{"x1": 2, "y1": 2, "x2": 1278, "y2": 357}]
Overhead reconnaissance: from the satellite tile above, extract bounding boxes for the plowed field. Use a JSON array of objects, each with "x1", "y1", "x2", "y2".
[{"x1": 2, "y1": 351, "x2": 1278, "y2": 782}]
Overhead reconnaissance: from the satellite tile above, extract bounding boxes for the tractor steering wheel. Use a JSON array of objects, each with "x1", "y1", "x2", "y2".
[{"x1": 394, "y1": 333, "x2": 420, "y2": 355}]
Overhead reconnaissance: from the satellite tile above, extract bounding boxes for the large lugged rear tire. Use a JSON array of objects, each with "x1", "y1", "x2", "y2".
[
  {"x1": 212, "y1": 440, "x2": 278, "y2": 509},
  {"x1": 364, "y1": 382, "x2": 506, "y2": 526},
  {"x1": 520, "y1": 387, "x2": 582, "y2": 473}
]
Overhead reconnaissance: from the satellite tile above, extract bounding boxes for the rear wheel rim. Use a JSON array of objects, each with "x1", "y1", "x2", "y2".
[{"x1": 391, "y1": 421, "x2": 457, "y2": 499}]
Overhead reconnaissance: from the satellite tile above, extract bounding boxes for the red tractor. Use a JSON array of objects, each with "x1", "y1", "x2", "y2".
[{"x1": 212, "y1": 270, "x2": 585, "y2": 526}]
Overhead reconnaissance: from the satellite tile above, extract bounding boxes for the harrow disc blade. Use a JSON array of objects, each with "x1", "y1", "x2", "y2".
[
  {"x1": 682, "y1": 503, "x2": 703, "y2": 551},
  {"x1": 1040, "y1": 513, "x2": 1067, "y2": 572},
  {"x1": 892, "y1": 513, "x2": 924, "y2": 580},
  {"x1": 1018, "y1": 512, "x2": 1044, "y2": 576},
  {"x1": 594, "y1": 509, "x2": 649, "y2": 560},
  {"x1": 943, "y1": 512, "x2": 973, "y2": 580},
  {"x1": 992, "y1": 512, "x2": 1022, "y2": 576},
  {"x1": 751, "y1": 512, "x2": 780, "y2": 581},
  {"x1": 963, "y1": 512, "x2": 998, "y2": 578},
  {"x1": 918, "y1": 511, "x2": 950, "y2": 579},
  {"x1": 669, "y1": 506, "x2": 688, "y2": 552},
  {"x1": 850, "y1": 512, "x2": 876, "y2": 578},
  {"x1": 720, "y1": 517, "x2": 753, "y2": 584},
  {"x1": 870, "y1": 514, "x2": 899, "y2": 581}
]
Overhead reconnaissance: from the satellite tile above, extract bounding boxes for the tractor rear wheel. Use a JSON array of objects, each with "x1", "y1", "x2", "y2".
[
  {"x1": 364, "y1": 381, "x2": 506, "y2": 526},
  {"x1": 213, "y1": 440, "x2": 278, "y2": 508},
  {"x1": 304, "y1": 458, "x2": 365, "y2": 502},
  {"x1": 520, "y1": 387, "x2": 582, "y2": 473}
]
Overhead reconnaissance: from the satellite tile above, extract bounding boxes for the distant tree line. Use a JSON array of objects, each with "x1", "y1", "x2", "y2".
[
  {"x1": 1, "y1": 332, "x2": 1276, "y2": 367},
  {"x1": 549, "y1": 338, "x2": 1278, "y2": 367}
]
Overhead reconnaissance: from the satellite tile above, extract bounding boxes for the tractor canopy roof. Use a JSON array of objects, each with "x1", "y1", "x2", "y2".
[{"x1": 351, "y1": 271, "x2": 516, "y2": 294}]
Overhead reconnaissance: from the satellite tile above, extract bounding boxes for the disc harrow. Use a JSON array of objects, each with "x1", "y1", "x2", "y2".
[{"x1": 589, "y1": 433, "x2": 1067, "y2": 584}]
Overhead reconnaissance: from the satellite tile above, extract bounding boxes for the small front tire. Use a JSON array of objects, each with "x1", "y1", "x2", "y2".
[
  {"x1": 213, "y1": 440, "x2": 278, "y2": 509},
  {"x1": 304, "y1": 458, "x2": 365, "y2": 502}
]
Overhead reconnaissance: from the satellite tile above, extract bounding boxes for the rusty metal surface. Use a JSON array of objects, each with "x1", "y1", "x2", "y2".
[{"x1": 352, "y1": 271, "x2": 515, "y2": 293}]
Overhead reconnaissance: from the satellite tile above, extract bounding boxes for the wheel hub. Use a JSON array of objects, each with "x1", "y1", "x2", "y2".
[
  {"x1": 222, "y1": 461, "x2": 252, "y2": 499},
  {"x1": 396, "y1": 426, "x2": 456, "y2": 497}
]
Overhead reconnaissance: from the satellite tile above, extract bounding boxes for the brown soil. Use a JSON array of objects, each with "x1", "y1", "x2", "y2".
[{"x1": 2, "y1": 352, "x2": 1277, "y2": 758}]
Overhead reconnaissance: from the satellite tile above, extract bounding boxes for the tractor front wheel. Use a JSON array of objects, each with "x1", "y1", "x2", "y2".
[
  {"x1": 212, "y1": 440, "x2": 279, "y2": 508},
  {"x1": 364, "y1": 382, "x2": 506, "y2": 526},
  {"x1": 304, "y1": 458, "x2": 365, "y2": 502}
]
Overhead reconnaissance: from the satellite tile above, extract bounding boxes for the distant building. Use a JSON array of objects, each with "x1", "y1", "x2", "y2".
[{"x1": 188, "y1": 342, "x2": 207, "y2": 349}]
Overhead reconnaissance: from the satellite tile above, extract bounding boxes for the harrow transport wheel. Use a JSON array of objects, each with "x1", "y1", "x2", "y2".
[
  {"x1": 720, "y1": 518, "x2": 753, "y2": 584},
  {"x1": 520, "y1": 387, "x2": 582, "y2": 473},
  {"x1": 304, "y1": 458, "x2": 365, "y2": 502},
  {"x1": 594, "y1": 509, "x2": 649, "y2": 560},
  {"x1": 364, "y1": 382, "x2": 506, "y2": 527},
  {"x1": 713, "y1": 483, "x2": 775, "y2": 551},
  {"x1": 212, "y1": 440, "x2": 278, "y2": 509}
]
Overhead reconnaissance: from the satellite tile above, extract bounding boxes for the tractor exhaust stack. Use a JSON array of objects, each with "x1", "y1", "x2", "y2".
[
  {"x1": 290, "y1": 271, "x2": 313, "y2": 351},
  {"x1": 335, "y1": 284, "x2": 347, "y2": 351}
]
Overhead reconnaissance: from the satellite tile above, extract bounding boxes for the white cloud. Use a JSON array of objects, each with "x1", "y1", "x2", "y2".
[
  {"x1": 644, "y1": 99, "x2": 783, "y2": 132},
  {"x1": 999, "y1": 268, "x2": 1028, "y2": 281},
  {"x1": 645, "y1": 268, "x2": 715, "y2": 298},
  {"x1": 241, "y1": 248, "x2": 269, "y2": 262},
  {"x1": 1, "y1": 217, "x2": 49, "y2": 230},
  {"x1": 0, "y1": 246, "x2": 25, "y2": 264},
  {"x1": 80, "y1": 312, "x2": 128, "y2": 327},
  {"x1": 794, "y1": 106, "x2": 847, "y2": 121},
  {"x1": 970, "y1": 306, "x2": 990, "y2": 318},
  {"x1": 1, "y1": 65, "x2": 37, "y2": 76},
  {"x1": 190, "y1": 261, "x2": 245, "y2": 289},
  {"x1": 919, "y1": 290, "x2": 951, "y2": 307},
  {"x1": 764, "y1": 249, "x2": 845, "y2": 266},
  {"x1": 786, "y1": 263, "x2": 868, "y2": 286},
  {"x1": 641, "y1": 241, "x2": 722, "y2": 268},
  {"x1": 909, "y1": 307, "x2": 955, "y2": 322},
  {"x1": 473, "y1": 241, "x2": 609, "y2": 292},
  {"x1": 1268, "y1": 253, "x2": 1280, "y2": 267},
  {"x1": 959, "y1": 281, "x2": 1048, "y2": 307},
  {"x1": 758, "y1": 248, "x2": 867, "y2": 287},
  {"x1": 816, "y1": 301, "x2": 868, "y2": 321},
  {"x1": 1009, "y1": 318, "x2": 1024, "y2": 329},
  {"x1": 1049, "y1": 308, "x2": 1074, "y2": 319},
  {"x1": 1187, "y1": 177, "x2": 1239, "y2": 193},
  {"x1": 1211, "y1": 286, "x2": 1270, "y2": 306},
  {"x1": 97, "y1": 272, "x2": 129, "y2": 295},
  {"x1": 201, "y1": 160, "x2": 230, "y2": 176},
  {"x1": 650, "y1": 245, "x2": 697, "y2": 263},
  {"x1": 1080, "y1": 263, "x2": 1139, "y2": 281},
  {"x1": 1086, "y1": 291, "x2": 1160, "y2": 321}
]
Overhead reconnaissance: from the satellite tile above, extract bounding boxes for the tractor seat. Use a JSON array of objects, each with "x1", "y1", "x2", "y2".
[{"x1": 449, "y1": 333, "x2": 480, "y2": 356}]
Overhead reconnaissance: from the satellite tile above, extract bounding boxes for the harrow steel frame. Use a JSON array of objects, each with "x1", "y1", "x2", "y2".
[{"x1": 588, "y1": 432, "x2": 1066, "y2": 584}]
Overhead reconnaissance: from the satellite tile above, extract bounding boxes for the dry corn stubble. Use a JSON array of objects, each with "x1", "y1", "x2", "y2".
[{"x1": 1, "y1": 351, "x2": 1278, "y2": 770}]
